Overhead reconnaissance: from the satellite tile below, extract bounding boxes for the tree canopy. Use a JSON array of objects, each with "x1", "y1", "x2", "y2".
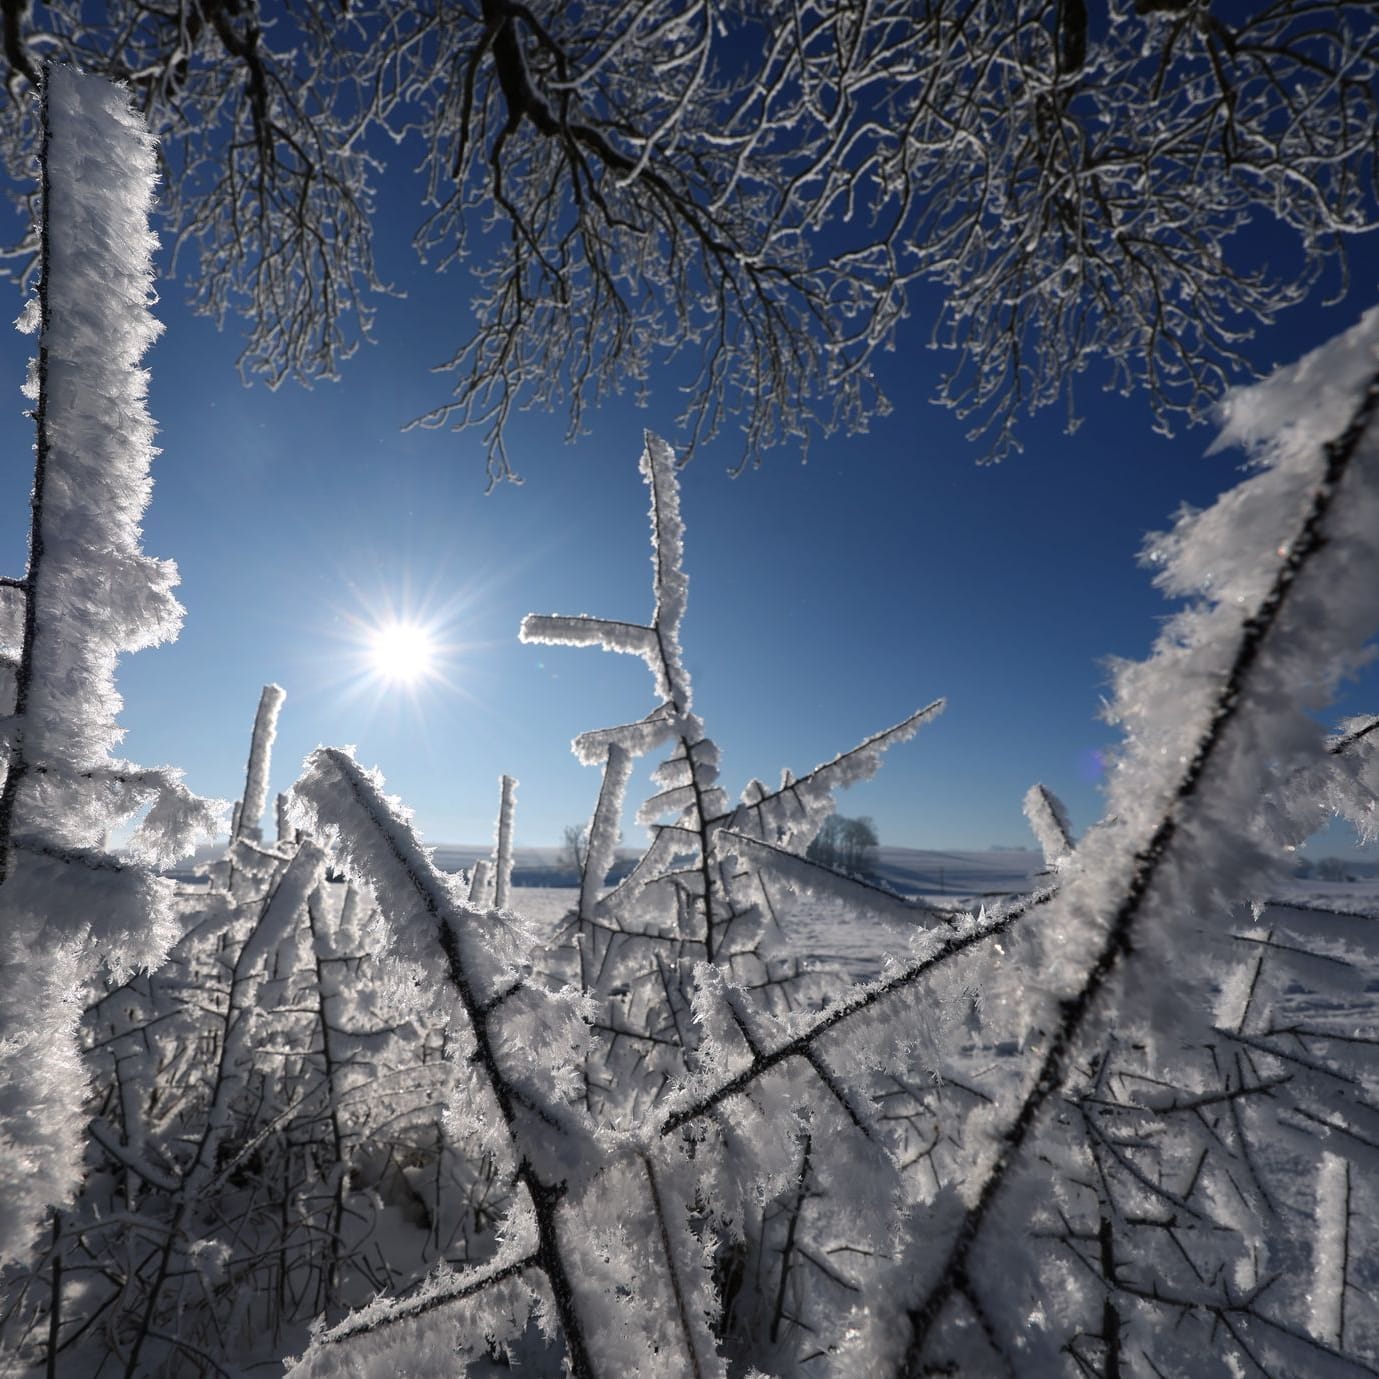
[{"x1": 2, "y1": 1, "x2": 1376, "y2": 482}]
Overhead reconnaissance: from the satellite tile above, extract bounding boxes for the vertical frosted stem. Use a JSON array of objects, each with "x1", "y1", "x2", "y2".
[
  {"x1": 493, "y1": 774, "x2": 517, "y2": 910},
  {"x1": 580, "y1": 745, "x2": 631, "y2": 919},
  {"x1": 467, "y1": 858, "x2": 492, "y2": 907},
  {"x1": 0, "y1": 64, "x2": 179, "y2": 1268},
  {"x1": 237, "y1": 684, "x2": 286, "y2": 841},
  {"x1": 0, "y1": 71, "x2": 51, "y2": 886},
  {"x1": 1312, "y1": 1152, "x2": 1351, "y2": 1346}
]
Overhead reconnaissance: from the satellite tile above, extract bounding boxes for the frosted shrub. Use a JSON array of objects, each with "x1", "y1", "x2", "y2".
[
  {"x1": 285, "y1": 376, "x2": 1379, "y2": 1377},
  {"x1": 1, "y1": 690, "x2": 517, "y2": 1376},
  {"x1": 0, "y1": 66, "x2": 219, "y2": 1268},
  {"x1": 5, "y1": 62, "x2": 1379, "y2": 1379}
]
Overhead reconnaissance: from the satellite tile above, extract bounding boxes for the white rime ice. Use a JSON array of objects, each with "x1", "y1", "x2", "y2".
[
  {"x1": 287, "y1": 745, "x2": 732, "y2": 1379},
  {"x1": 503, "y1": 433, "x2": 950, "y2": 1377},
  {"x1": 492, "y1": 773, "x2": 517, "y2": 909},
  {"x1": 719, "y1": 701, "x2": 943, "y2": 856},
  {"x1": 1311, "y1": 1152, "x2": 1350, "y2": 1346},
  {"x1": 235, "y1": 683, "x2": 286, "y2": 840},
  {"x1": 1022, "y1": 782, "x2": 1075, "y2": 869},
  {"x1": 880, "y1": 308, "x2": 1379, "y2": 1373},
  {"x1": 0, "y1": 68, "x2": 218, "y2": 1263},
  {"x1": 11, "y1": 81, "x2": 1379, "y2": 1368},
  {"x1": 580, "y1": 742, "x2": 632, "y2": 916},
  {"x1": 1091, "y1": 307, "x2": 1379, "y2": 960},
  {"x1": 467, "y1": 854, "x2": 492, "y2": 906},
  {"x1": 521, "y1": 432, "x2": 692, "y2": 716},
  {"x1": 289, "y1": 748, "x2": 537, "y2": 1002}
]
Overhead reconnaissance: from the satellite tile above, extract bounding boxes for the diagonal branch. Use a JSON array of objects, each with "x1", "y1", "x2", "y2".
[
  {"x1": 658, "y1": 887, "x2": 1057, "y2": 1135},
  {"x1": 894, "y1": 362, "x2": 1379, "y2": 1374}
]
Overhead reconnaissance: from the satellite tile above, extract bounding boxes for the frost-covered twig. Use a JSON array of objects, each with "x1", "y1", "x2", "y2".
[
  {"x1": 659, "y1": 887, "x2": 1057, "y2": 1135},
  {"x1": 122, "y1": 841, "x2": 324, "y2": 1378},
  {"x1": 492, "y1": 773, "x2": 517, "y2": 909},
  {"x1": 713, "y1": 702, "x2": 943, "y2": 854},
  {"x1": 235, "y1": 684, "x2": 285, "y2": 841},
  {"x1": 1023, "y1": 783, "x2": 1075, "y2": 870},
  {"x1": 579, "y1": 744, "x2": 632, "y2": 924},
  {"x1": 304, "y1": 1248, "x2": 541, "y2": 1348},
  {"x1": 718, "y1": 829, "x2": 938, "y2": 926}
]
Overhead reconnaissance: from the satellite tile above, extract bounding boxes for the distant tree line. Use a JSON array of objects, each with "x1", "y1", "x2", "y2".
[
  {"x1": 1293, "y1": 855, "x2": 1371, "y2": 883},
  {"x1": 805, "y1": 813, "x2": 879, "y2": 877},
  {"x1": 560, "y1": 822, "x2": 590, "y2": 876}
]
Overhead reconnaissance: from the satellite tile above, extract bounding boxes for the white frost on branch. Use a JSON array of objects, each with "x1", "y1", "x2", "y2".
[
  {"x1": 290, "y1": 749, "x2": 529, "y2": 995},
  {"x1": 719, "y1": 829, "x2": 931, "y2": 927},
  {"x1": 640, "y1": 431, "x2": 691, "y2": 709},
  {"x1": 1022, "y1": 783, "x2": 1075, "y2": 869},
  {"x1": 1055, "y1": 315, "x2": 1379, "y2": 1068},
  {"x1": 1098, "y1": 307, "x2": 1379, "y2": 934},
  {"x1": 719, "y1": 701, "x2": 944, "y2": 854},
  {"x1": 0, "y1": 68, "x2": 216, "y2": 1262},
  {"x1": 582, "y1": 744, "x2": 632, "y2": 916},
  {"x1": 467, "y1": 856, "x2": 492, "y2": 907},
  {"x1": 118, "y1": 766, "x2": 224, "y2": 866},
  {"x1": 1311, "y1": 1152, "x2": 1350, "y2": 1346},
  {"x1": 522, "y1": 433, "x2": 693, "y2": 714},
  {"x1": 520, "y1": 613, "x2": 658, "y2": 661},
  {"x1": 571, "y1": 703, "x2": 681, "y2": 767},
  {"x1": 11, "y1": 67, "x2": 180, "y2": 845},
  {"x1": 236, "y1": 684, "x2": 286, "y2": 840},
  {"x1": 493, "y1": 773, "x2": 517, "y2": 910}
]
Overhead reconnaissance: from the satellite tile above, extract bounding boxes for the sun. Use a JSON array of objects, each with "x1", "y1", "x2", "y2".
[
  {"x1": 367, "y1": 619, "x2": 440, "y2": 685},
  {"x1": 328, "y1": 575, "x2": 483, "y2": 711}
]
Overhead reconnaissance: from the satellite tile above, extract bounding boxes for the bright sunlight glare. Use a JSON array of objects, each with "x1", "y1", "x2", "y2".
[{"x1": 368, "y1": 620, "x2": 440, "y2": 685}]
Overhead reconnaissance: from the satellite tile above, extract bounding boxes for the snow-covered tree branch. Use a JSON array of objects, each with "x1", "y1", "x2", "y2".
[{"x1": 1, "y1": 4, "x2": 1376, "y2": 476}]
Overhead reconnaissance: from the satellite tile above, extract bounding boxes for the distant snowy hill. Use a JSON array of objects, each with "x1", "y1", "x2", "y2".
[
  {"x1": 166, "y1": 839, "x2": 1045, "y2": 893},
  {"x1": 169, "y1": 838, "x2": 1375, "y2": 893},
  {"x1": 866, "y1": 845, "x2": 1044, "y2": 897},
  {"x1": 430, "y1": 843, "x2": 1047, "y2": 895}
]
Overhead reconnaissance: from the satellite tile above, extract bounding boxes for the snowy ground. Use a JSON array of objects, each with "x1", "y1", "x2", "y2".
[
  {"x1": 505, "y1": 846, "x2": 1048, "y2": 984},
  {"x1": 513, "y1": 882, "x2": 922, "y2": 987},
  {"x1": 510, "y1": 865, "x2": 1379, "y2": 992},
  {"x1": 174, "y1": 842, "x2": 1379, "y2": 998}
]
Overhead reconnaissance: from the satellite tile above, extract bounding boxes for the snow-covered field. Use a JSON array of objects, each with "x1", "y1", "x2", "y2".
[
  {"x1": 511, "y1": 864, "x2": 1379, "y2": 991},
  {"x1": 488, "y1": 846, "x2": 1045, "y2": 984},
  {"x1": 514, "y1": 881, "x2": 925, "y2": 985},
  {"x1": 172, "y1": 838, "x2": 1379, "y2": 996}
]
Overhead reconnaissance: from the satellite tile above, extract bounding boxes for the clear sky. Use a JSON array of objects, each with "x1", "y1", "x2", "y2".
[{"x1": 1, "y1": 153, "x2": 1376, "y2": 857}]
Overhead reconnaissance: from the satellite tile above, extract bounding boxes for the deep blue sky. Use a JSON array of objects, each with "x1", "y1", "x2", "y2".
[{"x1": 2, "y1": 146, "x2": 1377, "y2": 856}]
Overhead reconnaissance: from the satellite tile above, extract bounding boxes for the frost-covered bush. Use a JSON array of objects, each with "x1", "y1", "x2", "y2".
[
  {"x1": 0, "y1": 66, "x2": 219, "y2": 1269},
  {"x1": 0, "y1": 745, "x2": 521, "y2": 1375},
  {"x1": 283, "y1": 386, "x2": 1379, "y2": 1378},
  {"x1": 6, "y1": 62, "x2": 1379, "y2": 1379}
]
